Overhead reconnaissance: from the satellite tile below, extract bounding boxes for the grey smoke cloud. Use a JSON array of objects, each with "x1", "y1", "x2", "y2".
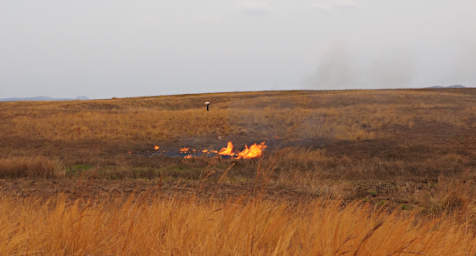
[
  {"x1": 308, "y1": 44, "x2": 353, "y2": 89},
  {"x1": 308, "y1": 43, "x2": 415, "y2": 89}
]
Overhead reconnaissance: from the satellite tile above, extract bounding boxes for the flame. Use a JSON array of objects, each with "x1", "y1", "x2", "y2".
[
  {"x1": 237, "y1": 142, "x2": 267, "y2": 159},
  {"x1": 179, "y1": 147, "x2": 190, "y2": 153},
  {"x1": 147, "y1": 141, "x2": 266, "y2": 159},
  {"x1": 219, "y1": 141, "x2": 235, "y2": 156},
  {"x1": 202, "y1": 149, "x2": 219, "y2": 154}
]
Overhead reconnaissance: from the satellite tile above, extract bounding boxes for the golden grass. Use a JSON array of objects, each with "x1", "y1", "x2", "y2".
[{"x1": 0, "y1": 195, "x2": 475, "y2": 255}]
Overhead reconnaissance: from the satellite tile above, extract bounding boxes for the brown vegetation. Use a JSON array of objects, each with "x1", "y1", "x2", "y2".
[
  {"x1": 1, "y1": 195, "x2": 475, "y2": 255},
  {"x1": 0, "y1": 89, "x2": 475, "y2": 254},
  {"x1": 0, "y1": 157, "x2": 64, "y2": 178}
]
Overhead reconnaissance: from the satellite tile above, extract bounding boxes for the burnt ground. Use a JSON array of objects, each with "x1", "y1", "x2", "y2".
[{"x1": 0, "y1": 178, "x2": 318, "y2": 203}]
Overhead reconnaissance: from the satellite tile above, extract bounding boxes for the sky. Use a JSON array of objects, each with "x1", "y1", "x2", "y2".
[{"x1": 1, "y1": 0, "x2": 475, "y2": 99}]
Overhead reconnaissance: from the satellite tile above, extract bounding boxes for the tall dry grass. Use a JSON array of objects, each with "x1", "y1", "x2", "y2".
[{"x1": 0, "y1": 195, "x2": 475, "y2": 255}]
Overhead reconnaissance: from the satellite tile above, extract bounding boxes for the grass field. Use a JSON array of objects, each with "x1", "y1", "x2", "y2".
[
  {"x1": 2, "y1": 195, "x2": 476, "y2": 255},
  {"x1": 1, "y1": 89, "x2": 476, "y2": 254}
]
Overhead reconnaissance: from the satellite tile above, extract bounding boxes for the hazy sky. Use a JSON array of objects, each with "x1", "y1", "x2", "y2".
[{"x1": 1, "y1": 0, "x2": 475, "y2": 98}]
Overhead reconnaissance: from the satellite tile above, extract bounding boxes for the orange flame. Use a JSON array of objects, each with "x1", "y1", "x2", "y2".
[
  {"x1": 219, "y1": 141, "x2": 235, "y2": 156},
  {"x1": 179, "y1": 147, "x2": 190, "y2": 153},
  {"x1": 147, "y1": 142, "x2": 266, "y2": 159},
  {"x1": 202, "y1": 149, "x2": 219, "y2": 154},
  {"x1": 237, "y1": 142, "x2": 267, "y2": 159}
]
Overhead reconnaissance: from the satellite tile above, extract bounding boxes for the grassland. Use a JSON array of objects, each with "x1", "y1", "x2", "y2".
[
  {"x1": 2, "y1": 195, "x2": 476, "y2": 255},
  {"x1": 0, "y1": 89, "x2": 475, "y2": 254}
]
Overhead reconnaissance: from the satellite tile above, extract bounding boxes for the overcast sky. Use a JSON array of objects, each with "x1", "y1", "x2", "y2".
[{"x1": 1, "y1": 0, "x2": 475, "y2": 98}]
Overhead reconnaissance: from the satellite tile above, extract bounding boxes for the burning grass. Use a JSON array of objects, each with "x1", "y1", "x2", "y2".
[
  {"x1": 0, "y1": 194, "x2": 475, "y2": 255},
  {"x1": 175, "y1": 141, "x2": 267, "y2": 159}
]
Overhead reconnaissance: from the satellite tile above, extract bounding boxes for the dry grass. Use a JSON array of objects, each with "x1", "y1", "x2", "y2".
[
  {"x1": 0, "y1": 89, "x2": 475, "y2": 254},
  {"x1": 0, "y1": 157, "x2": 65, "y2": 178},
  {"x1": 1, "y1": 89, "x2": 474, "y2": 178},
  {"x1": 1, "y1": 89, "x2": 474, "y2": 147},
  {"x1": 0, "y1": 89, "x2": 474, "y2": 204},
  {"x1": 0, "y1": 195, "x2": 475, "y2": 255}
]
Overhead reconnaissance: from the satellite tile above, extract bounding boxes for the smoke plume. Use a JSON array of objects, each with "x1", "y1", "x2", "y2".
[{"x1": 308, "y1": 43, "x2": 416, "y2": 89}]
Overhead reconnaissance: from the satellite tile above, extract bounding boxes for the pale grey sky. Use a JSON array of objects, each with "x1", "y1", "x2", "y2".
[{"x1": 1, "y1": 0, "x2": 475, "y2": 98}]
